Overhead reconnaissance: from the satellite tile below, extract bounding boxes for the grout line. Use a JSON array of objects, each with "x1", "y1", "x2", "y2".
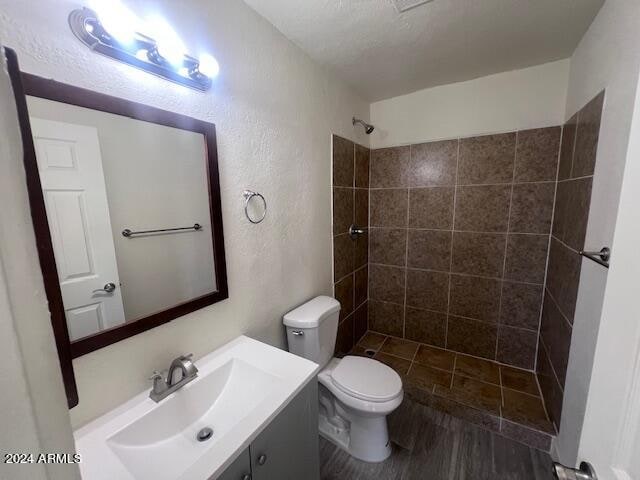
[
  {"x1": 402, "y1": 146, "x2": 411, "y2": 340},
  {"x1": 568, "y1": 111, "x2": 579, "y2": 179},
  {"x1": 551, "y1": 233, "x2": 582, "y2": 255},
  {"x1": 370, "y1": 263, "x2": 545, "y2": 286},
  {"x1": 544, "y1": 286, "x2": 575, "y2": 329},
  {"x1": 445, "y1": 139, "x2": 460, "y2": 351},
  {"x1": 369, "y1": 226, "x2": 551, "y2": 237},
  {"x1": 534, "y1": 126, "x2": 564, "y2": 373},
  {"x1": 557, "y1": 174, "x2": 593, "y2": 183},
  {"x1": 495, "y1": 131, "x2": 519, "y2": 361},
  {"x1": 450, "y1": 354, "x2": 457, "y2": 389},
  {"x1": 367, "y1": 179, "x2": 557, "y2": 190}
]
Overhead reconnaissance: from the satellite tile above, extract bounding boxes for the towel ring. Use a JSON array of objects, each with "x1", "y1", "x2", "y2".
[{"x1": 243, "y1": 190, "x2": 267, "y2": 224}]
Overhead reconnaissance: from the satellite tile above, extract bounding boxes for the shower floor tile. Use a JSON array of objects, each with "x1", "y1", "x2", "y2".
[{"x1": 348, "y1": 331, "x2": 555, "y2": 451}]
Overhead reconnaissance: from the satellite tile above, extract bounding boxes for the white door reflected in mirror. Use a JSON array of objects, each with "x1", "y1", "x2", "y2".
[{"x1": 31, "y1": 118, "x2": 126, "y2": 340}]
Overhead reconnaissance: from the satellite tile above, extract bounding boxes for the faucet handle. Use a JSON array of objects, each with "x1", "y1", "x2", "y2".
[{"x1": 148, "y1": 370, "x2": 164, "y2": 381}]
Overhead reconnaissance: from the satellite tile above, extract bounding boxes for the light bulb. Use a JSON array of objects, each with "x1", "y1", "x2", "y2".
[
  {"x1": 91, "y1": 0, "x2": 139, "y2": 46},
  {"x1": 145, "y1": 16, "x2": 185, "y2": 67},
  {"x1": 198, "y1": 54, "x2": 219, "y2": 78},
  {"x1": 135, "y1": 49, "x2": 148, "y2": 61}
]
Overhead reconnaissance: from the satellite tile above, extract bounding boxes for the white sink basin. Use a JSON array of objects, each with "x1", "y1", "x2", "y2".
[{"x1": 75, "y1": 336, "x2": 318, "y2": 480}]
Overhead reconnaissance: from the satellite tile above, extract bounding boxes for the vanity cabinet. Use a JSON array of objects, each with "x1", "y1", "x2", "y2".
[{"x1": 216, "y1": 379, "x2": 320, "y2": 480}]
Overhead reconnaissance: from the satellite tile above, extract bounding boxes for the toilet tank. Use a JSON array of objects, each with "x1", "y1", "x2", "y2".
[{"x1": 283, "y1": 296, "x2": 340, "y2": 368}]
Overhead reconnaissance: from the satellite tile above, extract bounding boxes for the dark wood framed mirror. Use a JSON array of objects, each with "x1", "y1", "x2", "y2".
[{"x1": 5, "y1": 48, "x2": 228, "y2": 408}]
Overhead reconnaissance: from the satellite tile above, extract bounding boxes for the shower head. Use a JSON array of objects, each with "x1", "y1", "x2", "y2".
[{"x1": 353, "y1": 117, "x2": 375, "y2": 134}]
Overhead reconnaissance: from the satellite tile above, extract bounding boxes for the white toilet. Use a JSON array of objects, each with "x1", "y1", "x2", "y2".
[{"x1": 284, "y1": 296, "x2": 403, "y2": 462}]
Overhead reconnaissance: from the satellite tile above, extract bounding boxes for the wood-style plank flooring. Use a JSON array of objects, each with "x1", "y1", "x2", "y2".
[{"x1": 319, "y1": 397, "x2": 553, "y2": 480}]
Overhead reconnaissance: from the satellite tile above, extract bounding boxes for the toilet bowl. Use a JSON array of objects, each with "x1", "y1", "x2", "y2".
[
  {"x1": 283, "y1": 296, "x2": 403, "y2": 463},
  {"x1": 318, "y1": 356, "x2": 403, "y2": 462}
]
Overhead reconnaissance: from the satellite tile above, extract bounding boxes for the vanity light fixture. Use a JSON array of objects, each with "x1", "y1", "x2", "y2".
[{"x1": 68, "y1": 6, "x2": 218, "y2": 91}]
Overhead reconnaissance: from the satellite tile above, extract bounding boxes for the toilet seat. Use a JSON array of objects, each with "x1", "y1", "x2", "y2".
[{"x1": 331, "y1": 356, "x2": 402, "y2": 403}]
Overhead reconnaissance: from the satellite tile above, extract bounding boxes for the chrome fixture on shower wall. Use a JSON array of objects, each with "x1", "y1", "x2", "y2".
[
  {"x1": 68, "y1": 6, "x2": 219, "y2": 91},
  {"x1": 353, "y1": 117, "x2": 375, "y2": 134}
]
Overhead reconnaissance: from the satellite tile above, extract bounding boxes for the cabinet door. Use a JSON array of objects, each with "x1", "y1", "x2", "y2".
[
  {"x1": 216, "y1": 448, "x2": 252, "y2": 480},
  {"x1": 250, "y1": 379, "x2": 319, "y2": 480}
]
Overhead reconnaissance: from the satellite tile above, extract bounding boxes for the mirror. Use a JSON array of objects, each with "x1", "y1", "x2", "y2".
[
  {"x1": 27, "y1": 96, "x2": 218, "y2": 342},
  {"x1": 7, "y1": 49, "x2": 228, "y2": 407}
]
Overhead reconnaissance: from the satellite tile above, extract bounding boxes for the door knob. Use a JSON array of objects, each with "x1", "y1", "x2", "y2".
[
  {"x1": 257, "y1": 454, "x2": 267, "y2": 466},
  {"x1": 241, "y1": 475, "x2": 251, "y2": 480},
  {"x1": 553, "y1": 461, "x2": 597, "y2": 480},
  {"x1": 94, "y1": 282, "x2": 116, "y2": 294}
]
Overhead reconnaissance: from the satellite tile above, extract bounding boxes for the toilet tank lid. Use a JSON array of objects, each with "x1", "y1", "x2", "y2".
[{"x1": 283, "y1": 296, "x2": 341, "y2": 328}]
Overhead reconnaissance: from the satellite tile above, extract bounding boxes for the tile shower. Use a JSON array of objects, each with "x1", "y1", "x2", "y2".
[
  {"x1": 367, "y1": 128, "x2": 561, "y2": 370},
  {"x1": 332, "y1": 135, "x2": 370, "y2": 356},
  {"x1": 330, "y1": 93, "x2": 604, "y2": 451},
  {"x1": 537, "y1": 92, "x2": 604, "y2": 431}
]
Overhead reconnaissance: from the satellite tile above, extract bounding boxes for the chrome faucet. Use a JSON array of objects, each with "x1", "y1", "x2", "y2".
[{"x1": 149, "y1": 353, "x2": 199, "y2": 402}]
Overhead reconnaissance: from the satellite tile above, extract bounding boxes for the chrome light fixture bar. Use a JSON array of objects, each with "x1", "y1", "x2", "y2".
[{"x1": 69, "y1": 7, "x2": 213, "y2": 91}]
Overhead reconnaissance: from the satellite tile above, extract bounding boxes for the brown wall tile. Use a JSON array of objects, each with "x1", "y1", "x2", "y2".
[
  {"x1": 333, "y1": 135, "x2": 354, "y2": 187},
  {"x1": 572, "y1": 91, "x2": 604, "y2": 178},
  {"x1": 409, "y1": 140, "x2": 458, "y2": 186},
  {"x1": 563, "y1": 177, "x2": 593, "y2": 251},
  {"x1": 447, "y1": 316, "x2": 498, "y2": 360},
  {"x1": 546, "y1": 238, "x2": 582, "y2": 321},
  {"x1": 355, "y1": 231, "x2": 368, "y2": 269},
  {"x1": 353, "y1": 302, "x2": 368, "y2": 343},
  {"x1": 406, "y1": 269, "x2": 449, "y2": 312},
  {"x1": 333, "y1": 187, "x2": 353, "y2": 235},
  {"x1": 504, "y1": 234, "x2": 549, "y2": 283},
  {"x1": 537, "y1": 338, "x2": 564, "y2": 428},
  {"x1": 369, "y1": 300, "x2": 404, "y2": 337},
  {"x1": 497, "y1": 326, "x2": 537, "y2": 370},
  {"x1": 354, "y1": 266, "x2": 368, "y2": 307},
  {"x1": 405, "y1": 307, "x2": 447, "y2": 347},
  {"x1": 499, "y1": 281, "x2": 543, "y2": 330},
  {"x1": 509, "y1": 182, "x2": 555, "y2": 234},
  {"x1": 335, "y1": 315, "x2": 354, "y2": 356},
  {"x1": 458, "y1": 133, "x2": 516, "y2": 185},
  {"x1": 334, "y1": 273, "x2": 354, "y2": 321},
  {"x1": 449, "y1": 274, "x2": 501, "y2": 323},
  {"x1": 354, "y1": 144, "x2": 370, "y2": 188},
  {"x1": 451, "y1": 232, "x2": 506, "y2": 277},
  {"x1": 514, "y1": 127, "x2": 561, "y2": 182},
  {"x1": 369, "y1": 264, "x2": 406, "y2": 304},
  {"x1": 354, "y1": 188, "x2": 368, "y2": 228},
  {"x1": 408, "y1": 187, "x2": 454, "y2": 229},
  {"x1": 540, "y1": 292, "x2": 572, "y2": 386},
  {"x1": 370, "y1": 228, "x2": 407, "y2": 266},
  {"x1": 407, "y1": 229, "x2": 452, "y2": 271},
  {"x1": 558, "y1": 115, "x2": 577, "y2": 181},
  {"x1": 454, "y1": 185, "x2": 511, "y2": 232},
  {"x1": 552, "y1": 180, "x2": 569, "y2": 240},
  {"x1": 333, "y1": 234, "x2": 354, "y2": 281},
  {"x1": 370, "y1": 189, "x2": 408, "y2": 227},
  {"x1": 370, "y1": 146, "x2": 410, "y2": 187}
]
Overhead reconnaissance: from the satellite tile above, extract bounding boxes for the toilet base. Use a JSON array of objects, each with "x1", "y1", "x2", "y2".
[{"x1": 318, "y1": 391, "x2": 392, "y2": 463}]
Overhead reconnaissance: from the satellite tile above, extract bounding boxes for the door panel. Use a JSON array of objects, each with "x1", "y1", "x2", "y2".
[
  {"x1": 31, "y1": 118, "x2": 125, "y2": 339},
  {"x1": 215, "y1": 448, "x2": 251, "y2": 480},
  {"x1": 250, "y1": 380, "x2": 319, "y2": 480}
]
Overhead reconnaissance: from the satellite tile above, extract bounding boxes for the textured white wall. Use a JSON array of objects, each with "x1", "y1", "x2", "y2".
[
  {"x1": 0, "y1": 49, "x2": 79, "y2": 480},
  {"x1": 554, "y1": 0, "x2": 640, "y2": 467},
  {"x1": 0, "y1": 0, "x2": 369, "y2": 428},
  {"x1": 369, "y1": 59, "x2": 569, "y2": 149}
]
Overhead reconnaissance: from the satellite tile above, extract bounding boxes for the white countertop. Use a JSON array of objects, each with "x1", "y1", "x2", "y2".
[{"x1": 74, "y1": 336, "x2": 318, "y2": 480}]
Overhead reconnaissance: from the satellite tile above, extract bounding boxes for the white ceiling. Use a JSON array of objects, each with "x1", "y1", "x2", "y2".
[{"x1": 243, "y1": 0, "x2": 604, "y2": 102}]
